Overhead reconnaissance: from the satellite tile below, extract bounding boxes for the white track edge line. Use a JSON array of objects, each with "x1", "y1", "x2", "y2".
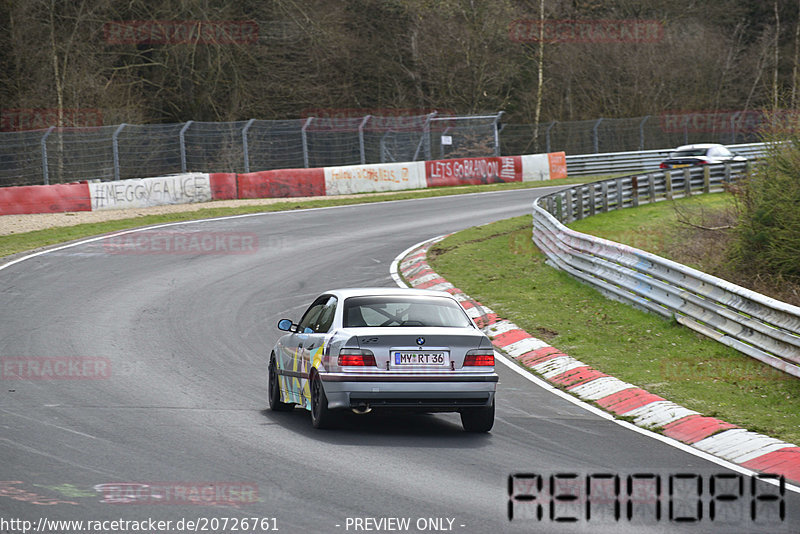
[
  {"x1": 390, "y1": 235, "x2": 800, "y2": 495},
  {"x1": 1, "y1": 185, "x2": 569, "y2": 273}
]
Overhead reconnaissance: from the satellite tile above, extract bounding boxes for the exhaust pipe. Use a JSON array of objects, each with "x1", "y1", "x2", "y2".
[{"x1": 352, "y1": 403, "x2": 372, "y2": 415}]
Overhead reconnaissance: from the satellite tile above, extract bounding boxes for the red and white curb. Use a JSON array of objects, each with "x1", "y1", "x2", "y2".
[{"x1": 392, "y1": 235, "x2": 800, "y2": 487}]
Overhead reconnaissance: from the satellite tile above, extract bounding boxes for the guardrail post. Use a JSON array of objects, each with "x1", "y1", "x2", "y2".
[
  {"x1": 631, "y1": 176, "x2": 639, "y2": 207},
  {"x1": 112, "y1": 123, "x2": 126, "y2": 180},
  {"x1": 665, "y1": 170, "x2": 673, "y2": 200},
  {"x1": 301, "y1": 117, "x2": 313, "y2": 168},
  {"x1": 589, "y1": 184, "x2": 596, "y2": 217},
  {"x1": 592, "y1": 118, "x2": 604, "y2": 153},
  {"x1": 40, "y1": 126, "x2": 55, "y2": 185},
  {"x1": 555, "y1": 195, "x2": 563, "y2": 222},
  {"x1": 647, "y1": 174, "x2": 655, "y2": 203},
  {"x1": 565, "y1": 189, "x2": 574, "y2": 222},
  {"x1": 724, "y1": 163, "x2": 732, "y2": 183},
  {"x1": 358, "y1": 115, "x2": 371, "y2": 164},
  {"x1": 601, "y1": 182, "x2": 609, "y2": 213},
  {"x1": 703, "y1": 166, "x2": 711, "y2": 193},
  {"x1": 242, "y1": 118, "x2": 255, "y2": 173},
  {"x1": 179, "y1": 120, "x2": 193, "y2": 173},
  {"x1": 684, "y1": 167, "x2": 692, "y2": 197},
  {"x1": 615, "y1": 178, "x2": 623, "y2": 210}
]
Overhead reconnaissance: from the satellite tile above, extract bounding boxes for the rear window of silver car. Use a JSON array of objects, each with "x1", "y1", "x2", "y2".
[
  {"x1": 669, "y1": 148, "x2": 708, "y2": 158},
  {"x1": 343, "y1": 295, "x2": 472, "y2": 328}
]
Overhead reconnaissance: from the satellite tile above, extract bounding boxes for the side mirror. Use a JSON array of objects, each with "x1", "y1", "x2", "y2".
[{"x1": 277, "y1": 319, "x2": 295, "y2": 332}]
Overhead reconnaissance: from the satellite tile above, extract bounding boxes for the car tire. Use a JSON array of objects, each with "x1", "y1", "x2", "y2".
[
  {"x1": 461, "y1": 398, "x2": 494, "y2": 432},
  {"x1": 268, "y1": 356, "x2": 294, "y2": 412},
  {"x1": 310, "y1": 372, "x2": 336, "y2": 429}
]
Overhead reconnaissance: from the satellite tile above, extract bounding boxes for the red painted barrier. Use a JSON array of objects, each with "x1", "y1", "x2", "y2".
[
  {"x1": 209, "y1": 173, "x2": 238, "y2": 200},
  {"x1": 425, "y1": 156, "x2": 521, "y2": 187},
  {"x1": 0, "y1": 182, "x2": 91, "y2": 215},
  {"x1": 237, "y1": 169, "x2": 325, "y2": 199}
]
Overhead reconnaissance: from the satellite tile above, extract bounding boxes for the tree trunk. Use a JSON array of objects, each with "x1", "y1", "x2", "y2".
[{"x1": 532, "y1": 0, "x2": 545, "y2": 153}]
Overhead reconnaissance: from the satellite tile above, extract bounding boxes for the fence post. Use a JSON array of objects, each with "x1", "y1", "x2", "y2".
[
  {"x1": 703, "y1": 165, "x2": 711, "y2": 193},
  {"x1": 615, "y1": 178, "x2": 623, "y2": 209},
  {"x1": 493, "y1": 111, "x2": 504, "y2": 157},
  {"x1": 358, "y1": 115, "x2": 371, "y2": 165},
  {"x1": 730, "y1": 112, "x2": 740, "y2": 145},
  {"x1": 301, "y1": 117, "x2": 313, "y2": 168},
  {"x1": 440, "y1": 126, "x2": 454, "y2": 159},
  {"x1": 423, "y1": 112, "x2": 437, "y2": 161},
  {"x1": 179, "y1": 120, "x2": 193, "y2": 173},
  {"x1": 648, "y1": 174, "x2": 656, "y2": 203},
  {"x1": 589, "y1": 184, "x2": 596, "y2": 217},
  {"x1": 593, "y1": 118, "x2": 604, "y2": 153},
  {"x1": 638, "y1": 115, "x2": 650, "y2": 151},
  {"x1": 545, "y1": 121, "x2": 556, "y2": 153},
  {"x1": 601, "y1": 181, "x2": 609, "y2": 213},
  {"x1": 631, "y1": 176, "x2": 639, "y2": 207},
  {"x1": 242, "y1": 119, "x2": 255, "y2": 173},
  {"x1": 112, "y1": 123, "x2": 126, "y2": 180},
  {"x1": 40, "y1": 126, "x2": 55, "y2": 185}
]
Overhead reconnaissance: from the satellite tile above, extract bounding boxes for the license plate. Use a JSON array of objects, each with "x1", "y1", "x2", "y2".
[
  {"x1": 672, "y1": 164, "x2": 690, "y2": 168},
  {"x1": 393, "y1": 351, "x2": 449, "y2": 366}
]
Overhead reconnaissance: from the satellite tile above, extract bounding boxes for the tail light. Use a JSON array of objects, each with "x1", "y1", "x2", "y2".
[
  {"x1": 464, "y1": 348, "x2": 495, "y2": 366},
  {"x1": 698, "y1": 159, "x2": 710, "y2": 165},
  {"x1": 338, "y1": 348, "x2": 376, "y2": 366},
  {"x1": 659, "y1": 162, "x2": 668, "y2": 169}
]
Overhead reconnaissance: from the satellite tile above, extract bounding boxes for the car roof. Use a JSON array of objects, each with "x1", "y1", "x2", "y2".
[
  {"x1": 673, "y1": 143, "x2": 725, "y2": 150},
  {"x1": 320, "y1": 287, "x2": 457, "y2": 300}
]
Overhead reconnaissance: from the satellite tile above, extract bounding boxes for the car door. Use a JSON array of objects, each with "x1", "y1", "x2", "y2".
[
  {"x1": 297, "y1": 296, "x2": 337, "y2": 406},
  {"x1": 282, "y1": 295, "x2": 337, "y2": 406}
]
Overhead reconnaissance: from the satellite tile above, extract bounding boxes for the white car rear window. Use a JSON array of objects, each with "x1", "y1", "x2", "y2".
[{"x1": 343, "y1": 296, "x2": 472, "y2": 328}]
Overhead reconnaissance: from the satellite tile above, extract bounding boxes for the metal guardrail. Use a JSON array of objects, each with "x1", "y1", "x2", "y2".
[
  {"x1": 565, "y1": 142, "x2": 770, "y2": 176},
  {"x1": 531, "y1": 161, "x2": 800, "y2": 378}
]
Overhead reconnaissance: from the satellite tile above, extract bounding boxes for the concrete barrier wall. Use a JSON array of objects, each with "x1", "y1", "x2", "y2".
[
  {"x1": 0, "y1": 152, "x2": 566, "y2": 215},
  {"x1": 88, "y1": 173, "x2": 211, "y2": 211},
  {"x1": 0, "y1": 182, "x2": 92, "y2": 215},
  {"x1": 324, "y1": 162, "x2": 426, "y2": 195}
]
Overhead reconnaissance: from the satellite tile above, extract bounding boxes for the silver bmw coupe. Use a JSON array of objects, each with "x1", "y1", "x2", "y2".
[{"x1": 269, "y1": 288, "x2": 498, "y2": 431}]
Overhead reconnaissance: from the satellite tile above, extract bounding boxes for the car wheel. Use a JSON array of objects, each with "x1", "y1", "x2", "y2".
[
  {"x1": 461, "y1": 398, "x2": 495, "y2": 432},
  {"x1": 268, "y1": 356, "x2": 294, "y2": 412},
  {"x1": 310, "y1": 372, "x2": 335, "y2": 429}
]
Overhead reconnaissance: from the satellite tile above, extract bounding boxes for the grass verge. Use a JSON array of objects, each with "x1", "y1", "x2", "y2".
[
  {"x1": 0, "y1": 177, "x2": 588, "y2": 259},
  {"x1": 427, "y1": 213, "x2": 800, "y2": 445}
]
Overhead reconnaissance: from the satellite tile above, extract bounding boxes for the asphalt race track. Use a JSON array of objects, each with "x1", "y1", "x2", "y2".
[{"x1": 1, "y1": 188, "x2": 797, "y2": 534}]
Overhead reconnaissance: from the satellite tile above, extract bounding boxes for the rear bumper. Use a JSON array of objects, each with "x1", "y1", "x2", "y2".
[{"x1": 320, "y1": 371, "x2": 497, "y2": 411}]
